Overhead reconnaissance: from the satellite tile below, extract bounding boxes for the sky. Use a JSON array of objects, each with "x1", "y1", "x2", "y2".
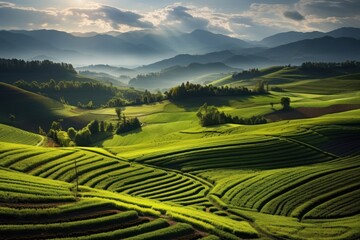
[{"x1": 0, "y1": 0, "x2": 359, "y2": 40}]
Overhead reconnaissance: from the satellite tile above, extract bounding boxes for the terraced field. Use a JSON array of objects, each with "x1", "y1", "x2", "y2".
[
  {"x1": 1, "y1": 114, "x2": 359, "y2": 239},
  {"x1": 0, "y1": 68, "x2": 359, "y2": 239},
  {"x1": 208, "y1": 156, "x2": 360, "y2": 218},
  {"x1": 133, "y1": 135, "x2": 335, "y2": 171},
  {"x1": 0, "y1": 153, "x2": 258, "y2": 240},
  {"x1": 0, "y1": 168, "x2": 221, "y2": 240},
  {"x1": 0, "y1": 143, "x2": 211, "y2": 207}
]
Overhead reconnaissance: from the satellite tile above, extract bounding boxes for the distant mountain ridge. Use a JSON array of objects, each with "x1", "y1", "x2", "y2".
[
  {"x1": 141, "y1": 34, "x2": 360, "y2": 71},
  {"x1": 260, "y1": 27, "x2": 360, "y2": 47},
  {"x1": 0, "y1": 29, "x2": 252, "y2": 66},
  {"x1": 0, "y1": 27, "x2": 359, "y2": 69},
  {"x1": 261, "y1": 36, "x2": 360, "y2": 63}
]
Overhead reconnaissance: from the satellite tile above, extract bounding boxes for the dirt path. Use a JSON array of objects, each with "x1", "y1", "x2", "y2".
[{"x1": 36, "y1": 135, "x2": 45, "y2": 146}]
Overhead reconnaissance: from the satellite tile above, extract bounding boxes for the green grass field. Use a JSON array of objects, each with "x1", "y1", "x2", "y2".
[{"x1": 0, "y1": 66, "x2": 359, "y2": 239}]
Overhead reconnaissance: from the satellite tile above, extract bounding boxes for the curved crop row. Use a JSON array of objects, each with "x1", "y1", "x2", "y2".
[
  {"x1": 0, "y1": 143, "x2": 209, "y2": 207},
  {"x1": 214, "y1": 155, "x2": 360, "y2": 219},
  {"x1": 136, "y1": 137, "x2": 334, "y2": 172},
  {"x1": 0, "y1": 163, "x2": 257, "y2": 240}
]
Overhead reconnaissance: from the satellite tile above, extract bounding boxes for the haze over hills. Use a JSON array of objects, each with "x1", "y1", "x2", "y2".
[
  {"x1": 1, "y1": 27, "x2": 359, "y2": 68},
  {"x1": 138, "y1": 34, "x2": 360, "y2": 73},
  {"x1": 76, "y1": 64, "x2": 135, "y2": 77},
  {"x1": 0, "y1": 29, "x2": 251, "y2": 66},
  {"x1": 129, "y1": 62, "x2": 238, "y2": 89}
]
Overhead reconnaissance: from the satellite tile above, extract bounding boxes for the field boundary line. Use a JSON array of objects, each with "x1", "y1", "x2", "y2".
[{"x1": 275, "y1": 136, "x2": 339, "y2": 159}]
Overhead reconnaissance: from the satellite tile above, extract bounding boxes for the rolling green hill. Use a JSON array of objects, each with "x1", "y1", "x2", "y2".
[
  {"x1": 0, "y1": 123, "x2": 43, "y2": 145},
  {"x1": 0, "y1": 62, "x2": 359, "y2": 239},
  {"x1": 209, "y1": 64, "x2": 360, "y2": 94},
  {"x1": 0, "y1": 82, "x2": 88, "y2": 132},
  {"x1": 0, "y1": 106, "x2": 359, "y2": 239}
]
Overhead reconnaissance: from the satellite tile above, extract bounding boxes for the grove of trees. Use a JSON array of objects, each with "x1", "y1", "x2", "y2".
[
  {"x1": 44, "y1": 119, "x2": 114, "y2": 147},
  {"x1": 14, "y1": 79, "x2": 164, "y2": 108},
  {"x1": 0, "y1": 58, "x2": 76, "y2": 76},
  {"x1": 300, "y1": 61, "x2": 360, "y2": 72},
  {"x1": 232, "y1": 68, "x2": 261, "y2": 80},
  {"x1": 166, "y1": 82, "x2": 266, "y2": 100},
  {"x1": 196, "y1": 103, "x2": 267, "y2": 127}
]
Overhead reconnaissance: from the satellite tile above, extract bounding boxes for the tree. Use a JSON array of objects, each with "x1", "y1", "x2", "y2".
[
  {"x1": 38, "y1": 126, "x2": 46, "y2": 136},
  {"x1": 67, "y1": 127, "x2": 77, "y2": 141},
  {"x1": 74, "y1": 128, "x2": 92, "y2": 146},
  {"x1": 87, "y1": 120, "x2": 99, "y2": 135},
  {"x1": 115, "y1": 107, "x2": 122, "y2": 120},
  {"x1": 50, "y1": 121, "x2": 62, "y2": 131},
  {"x1": 280, "y1": 97, "x2": 291, "y2": 110},
  {"x1": 99, "y1": 121, "x2": 105, "y2": 132},
  {"x1": 56, "y1": 131, "x2": 71, "y2": 147},
  {"x1": 254, "y1": 80, "x2": 267, "y2": 93},
  {"x1": 106, "y1": 122, "x2": 114, "y2": 132}
]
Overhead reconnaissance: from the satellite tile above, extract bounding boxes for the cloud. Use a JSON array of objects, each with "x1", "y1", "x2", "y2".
[
  {"x1": 66, "y1": 5, "x2": 154, "y2": 30},
  {"x1": 0, "y1": 1, "x2": 13, "y2": 7},
  {"x1": 0, "y1": 1, "x2": 358, "y2": 40},
  {"x1": 297, "y1": 0, "x2": 360, "y2": 18},
  {"x1": 0, "y1": 2, "x2": 153, "y2": 32},
  {"x1": 147, "y1": 4, "x2": 209, "y2": 33},
  {"x1": 145, "y1": 4, "x2": 234, "y2": 35},
  {"x1": 294, "y1": 0, "x2": 360, "y2": 31},
  {"x1": 284, "y1": 11, "x2": 305, "y2": 21}
]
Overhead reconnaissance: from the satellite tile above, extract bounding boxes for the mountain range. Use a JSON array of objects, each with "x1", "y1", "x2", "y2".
[
  {"x1": 137, "y1": 36, "x2": 360, "y2": 72},
  {"x1": 259, "y1": 27, "x2": 360, "y2": 47},
  {"x1": 0, "y1": 29, "x2": 250, "y2": 66},
  {"x1": 1, "y1": 27, "x2": 359, "y2": 68}
]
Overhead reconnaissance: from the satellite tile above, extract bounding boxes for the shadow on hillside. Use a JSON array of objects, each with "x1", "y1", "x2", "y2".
[
  {"x1": 94, "y1": 128, "x2": 142, "y2": 147},
  {"x1": 265, "y1": 104, "x2": 360, "y2": 122}
]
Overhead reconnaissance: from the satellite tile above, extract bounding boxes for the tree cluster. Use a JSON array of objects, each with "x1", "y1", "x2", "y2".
[
  {"x1": 114, "y1": 108, "x2": 142, "y2": 134},
  {"x1": 300, "y1": 61, "x2": 360, "y2": 72},
  {"x1": 45, "y1": 119, "x2": 114, "y2": 147},
  {"x1": 0, "y1": 58, "x2": 76, "y2": 77},
  {"x1": 166, "y1": 82, "x2": 259, "y2": 100},
  {"x1": 232, "y1": 68, "x2": 260, "y2": 80},
  {"x1": 107, "y1": 90, "x2": 164, "y2": 107},
  {"x1": 14, "y1": 79, "x2": 163, "y2": 108},
  {"x1": 196, "y1": 103, "x2": 267, "y2": 127},
  {"x1": 15, "y1": 79, "x2": 116, "y2": 94},
  {"x1": 115, "y1": 117, "x2": 141, "y2": 134}
]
